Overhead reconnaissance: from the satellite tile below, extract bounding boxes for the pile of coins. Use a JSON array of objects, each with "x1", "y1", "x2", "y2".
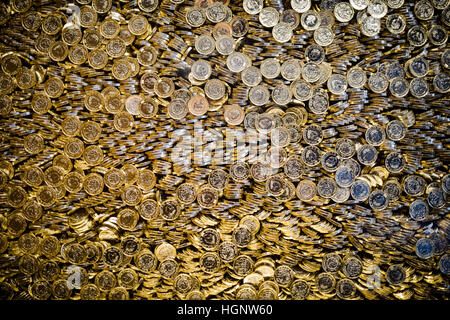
[{"x1": 0, "y1": 0, "x2": 449, "y2": 300}]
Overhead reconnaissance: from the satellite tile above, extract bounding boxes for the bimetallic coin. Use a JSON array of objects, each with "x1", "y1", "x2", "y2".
[
  {"x1": 259, "y1": 7, "x2": 279, "y2": 28},
  {"x1": 414, "y1": 0, "x2": 434, "y2": 20},
  {"x1": 197, "y1": 185, "x2": 218, "y2": 209},
  {"x1": 316, "y1": 273, "x2": 336, "y2": 294},
  {"x1": 386, "y1": 264, "x2": 406, "y2": 285},
  {"x1": 232, "y1": 225, "x2": 252, "y2": 248},
  {"x1": 350, "y1": 0, "x2": 369, "y2": 10},
  {"x1": 271, "y1": 84, "x2": 292, "y2": 106},
  {"x1": 188, "y1": 95, "x2": 209, "y2": 116},
  {"x1": 243, "y1": 0, "x2": 263, "y2": 15},
  {"x1": 351, "y1": 179, "x2": 371, "y2": 201},
  {"x1": 227, "y1": 52, "x2": 248, "y2": 73},
  {"x1": 427, "y1": 187, "x2": 446, "y2": 209},
  {"x1": 206, "y1": 2, "x2": 226, "y2": 23},
  {"x1": 389, "y1": 77, "x2": 409, "y2": 98},
  {"x1": 137, "y1": 46, "x2": 157, "y2": 66},
  {"x1": 296, "y1": 179, "x2": 317, "y2": 201},
  {"x1": 241, "y1": 66, "x2": 262, "y2": 87},
  {"x1": 230, "y1": 162, "x2": 249, "y2": 182},
  {"x1": 342, "y1": 256, "x2": 363, "y2": 279},
  {"x1": 222, "y1": 104, "x2": 245, "y2": 126},
  {"x1": 139, "y1": 199, "x2": 159, "y2": 220},
  {"x1": 291, "y1": 280, "x2": 310, "y2": 300},
  {"x1": 439, "y1": 254, "x2": 450, "y2": 275},
  {"x1": 383, "y1": 179, "x2": 402, "y2": 201},
  {"x1": 303, "y1": 124, "x2": 323, "y2": 145},
  {"x1": 317, "y1": 177, "x2": 337, "y2": 199},
  {"x1": 368, "y1": 190, "x2": 388, "y2": 210},
  {"x1": 24, "y1": 133, "x2": 44, "y2": 155},
  {"x1": 195, "y1": 35, "x2": 215, "y2": 55},
  {"x1": 265, "y1": 175, "x2": 286, "y2": 197},
  {"x1": 95, "y1": 270, "x2": 116, "y2": 292},
  {"x1": 322, "y1": 252, "x2": 342, "y2": 273},
  {"x1": 365, "y1": 125, "x2": 385, "y2": 146},
  {"x1": 208, "y1": 169, "x2": 228, "y2": 190},
  {"x1": 336, "y1": 279, "x2": 356, "y2": 300},
  {"x1": 357, "y1": 144, "x2": 378, "y2": 166},
  {"x1": 81, "y1": 121, "x2": 102, "y2": 142},
  {"x1": 335, "y1": 165, "x2": 356, "y2": 188},
  {"x1": 301, "y1": 145, "x2": 321, "y2": 167},
  {"x1": 367, "y1": 0, "x2": 388, "y2": 18},
  {"x1": 428, "y1": 25, "x2": 448, "y2": 46},
  {"x1": 117, "y1": 208, "x2": 139, "y2": 231},
  {"x1": 44, "y1": 77, "x2": 63, "y2": 98},
  {"x1": 154, "y1": 78, "x2": 175, "y2": 98},
  {"x1": 291, "y1": 80, "x2": 313, "y2": 101},
  {"x1": 334, "y1": 2, "x2": 354, "y2": 23},
  {"x1": 347, "y1": 66, "x2": 367, "y2": 89},
  {"x1": 433, "y1": 73, "x2": 450, "y2": 93},
  {"x1": 128, "y1": 15, "x2": 149, "y2": 36},
  {"x1": 191, "y1": 59, "x2": 212, "y2": 81},
  {"x1": 216, "y1": 36, "x2": 235, "y2": 55},
  {"x1": 176, "y1": 183, "x2": 197, "y2": 204},
  {"x1": 409, "y1": 200, "x2": 429, "y2": 221},
  {"x1": 213, "y1": 22, "x2": 232, "y2": 39},
  {"x1": 274, "y1": 265, "x2": 294, "y2": 287},
  {"x1": 408, "y1": 25, "x2": 428, "y2": 47},
  {"x1": 134, "y1": 249, "x2": 157, "y2": 273},
  {"x1": 138, "y1": 0, "x2": 158, "y2": 12},
  {"x1": 368, "y1": 72, "x2": 389, "y2": 93},
  {"x1": 314, "y1": 26, "x2": 334, "y2": 46},
  {"x1": 291, "y1": 0, "x2": 311, "y2": 13},
  {"x1": 302, "y1": 62, "x2": 321, "y2": 83},
  {"x1": 280, "y1": 59, "x2": 301, "y2": 81},
  {"x1": 386, "y1": 120, "x2": 407, "y2": 141},
  {"x1": 22, "y1": 11, "x2": 41, "y2": 32},
  {"x1": 88, "y1": 49, "x2": 108, "y2": 69},
  {"x1": 385, "y1": 13, "x2": 406, "y2": 35},
  {"x1": 415, "y1": 238, "x2": 434, "y2": 259},
  {"x1": 260, "y1": 58, "x2": 281, "y2": 79},
  {"x1": 301, "y1": 10, "x2": 321, "y2": 31},
  {"x1": 249, "y1": 85, "x2": 270, "y2": 106},
  {"x1": 168, "y1": 99, "x2": 188, "y2": 120},
  {"x1": 403, "y1": 175, "x2": 426, "y2": 197},
  {"x1": 230, "y1": 16, "x2": 249, "y2": 37},
  {"x1": 280, "y1": 9, "x2": 300, "y2": 29},
  {"x1": 409, "y1": 77, "x2": 429, "y2": 98},
  {"x1": 320, "y1": 151, "x2": 340, "y2": 173},
  {"x1": 200, "y1": 252, "x2": 221, "y2": 273},
  {"x1": 385, "y1": 152, "x2": 406, "y2": 173},
  {"x1": 327, "y1": 74, "x2": 347, "y2": 94},
  {"x1": 335, "y1": 138, "x2": 355, "y2": 159},
  {"x1": 272, "y1": 22, "x2": 293, "y2": 43},
  {"x1": 233, "y1": 255, "x2": 254, "y2": 277},
  {"x1": 42, "y1": 14, "x2": 62, "y2": 35},
  {"x1": 199, "y1": 228, "x2": 220, "y2": 251},
  {"x1": 160, "y1": 199, "x2": 180, "y2": 221},
  {"x1": 308, "y1": 91, "x2": 329, "y2": 114}
]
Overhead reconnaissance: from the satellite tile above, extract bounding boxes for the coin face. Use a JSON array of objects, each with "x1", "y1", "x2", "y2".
[
  {"x1": 243, "y1": 0, "x2": 263, "y2": 15},
  {"x1": 197, "y1": 185, "x2": 218, "y2": 208},
  {"x1": 403, "y1": 175, "x2": 426, "y2": 196},
  {"x1": 291, "y1": 0, "x2": 311, "y2": 13},
  {"x1": 230, "y1": 16, "x2": 249, "y2": 37},
  {"x1": 316, "y1": 272, "x2": 336, "y2": 293},
  {"x1": 187, "y1": 95, "x2": 209, "y2": 116},
  {"x1": 160, "y1": 199, "x2": 180, "y2": 221},
  {"x1": 301, "y1": 145, "x2": 321, "y2": 167},
  {"x1": 259, "y1": 7, "x2": 279, "y2": 27},
  {"x1": 216, "y1": 35, "x2": 235, "y2": 55},
  {"x1": 350, "y1": 179, "x2": 370, "y2": 201},
  {"x1": 386, "y1": 264, "x2": 406, "y2": 285},
  {"x1": 314, "y1": 26, "x2": 334, "y2": 46},
  {"x1": 168, "y1": 99, "x2": 188, "y2": 120},
  {"x1": 233, "y1": 255, "x2": 253, "y2": 277},
  {"x1": 272, "y1": 22, "x2": 293, "y2": 43},
  {"x1": 296, "y1": 179, "x2": 317, "y2": 201},
  {"x1": 249, "y1": 85, "x2": 270, "y2": 106},
  {"x1": 200, "y1": 228, "x2": 220, "y2": 250}
]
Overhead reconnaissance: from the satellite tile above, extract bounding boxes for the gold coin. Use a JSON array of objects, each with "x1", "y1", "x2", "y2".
[
  {"x1": 128, "y1": 15, "x2": 149, "y2": 36},
  {"x1": 80, "y1": 121, "x2": 102, "y2": 143},
  {"x1": 176, "y1": 182, "x2": 197, "y2": 204},
  {"x1": 117, "y1": 208, "x2": 139, "y2": 231},
  {"x1": 22, "y1": 165, "x2": 44, "y2": 187},
  {"x1": 134, "y1": 249, "x2": 157, "y2": 273},
  {"x1": 114, "y1": 112, "x2": 134, "y2": 132},
  {"x1": 36, "y1": 185, "x2": 56, "y2": 207},
  {"x1": 22, "y1": 200, "x2": 43, "y2": 222},
  {"x1": 31, "y1": 92, "x2": 52, "y2": 114},
  {"x1": 197, "y1": 185, "x2": 218, "y2": 208},
  {"x1": 80, "y1": 6, "x2": 98, "y2": 28},
  {"x1": 139, "y1": 97, "x2": 158, "y2": 118},
  {"x1": 44, "y1": 166, "x2": 64, "y2": 187},
  {"x1": 118, "y1": 268, "x2": 139, "y2": 290},
  {"x1": 100, "y1": 18, "x2": 120, "y2": 39},
  {"x1": 112, "y1": 58, "x2": 132, "y2": 80},
  {"x1": 83, "y1": 145, "x2": 103, "y2": 166},
  {"x1": 104, "y1": 94, "x2": 124, "y2": 114},
  {"x1": 104, "y1": 168, "x2": 125, "y2": 190},
  {"x1": 84, "y1": 90, "x2": 104, "y2": 113},
  {"x1": 40, "y1": 235, "x2": 60, "y2": 258},
  {"x1": 83, "y1": 28, "x2": 101, "y2": 49},
  {"x1": 121, "y1": 185, "x2": 142, "y2": 206},
  {"x1": 61, "y1": 25, "x2": 82, "y2": 46},
  {"x1": 48, "y1": 41, "x2": 68, "y2": 62},
  {"x1": 199, "y1": 228, "x2": 221, "y2": 250},
  {"x1": 1, "y1": 53, "x2": 21, "y2": 75},
  {"x1": 68, "y1": 44, "x2": 88, "y2": 65},
  {"x1": 137, "y1": 169, "x2": 156, "y2": 191},
  {"x1": 139, "y1": 198, "x2": 160, "y2": 220},
  {"x1": 122, "y1": 163, "x2": 138, "y2": 185},
  {"x1": 88, "y1": 49, "x2": 108, "y2": 69},
  {"x1": 154, "y1": 77, "x2": 175, "y2": 98},
  {"x1": 64, "y1": 171, "x2": 84, "y2": 193},
  {"x1": 24, "y1": 133, "x2": 44, "y2": 155},
  {"x1": 42, "y1": 14, "x2": 62, "y2": 35},
  {"x1": 106, "y1": 38, "x2": 126, "y2": 58},
  {"x1": 18, "y1": 232, "x2": 39, "y2": 254},
  {"x1": 158, "y1": 258, "x2": 179, "y2": 279},
  {"x1": 200, "y1": 252, "x2": 221, "y2": 273},
  {"x1": 155, "y1": 242, "x2": 177, "y2": 262},
  {"x1": 44, "y1": 76, "x2": 64, "y2": 98},
  {"x1": 83, "y1": 173, "x2": 104, "y2": 196},
  {"x1": 137, "y1": 46, "x2": 157, "y2": 66},
  {"x1": 160, "y1": 198, "x2": 181, "y2": 221}
]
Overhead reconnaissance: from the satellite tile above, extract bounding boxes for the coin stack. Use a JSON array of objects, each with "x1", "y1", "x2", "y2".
[{"x1": 0, "y1": 0, "x2": 449, "y2": 301}]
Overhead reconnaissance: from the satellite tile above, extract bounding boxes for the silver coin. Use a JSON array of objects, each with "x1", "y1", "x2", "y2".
[
  {"x1": 206, "y1": 2, "x2": 227, "y2": 23},
  {"x1": 334, "y1": 2, "x2": 354, "y2": 23},
  {"x1": 361, "y1": 15, "x2": 381, "y2": 36},
  {"x1": 385, "y1": 152, "x2": 406, "y2": 173},
  {"x1": 409, "y1": 200, "x2": 429, "y2": 221},
  {"x1": 327, "y1": 74, "x2": 347, "y2": 94},
  {"x1": 415, "y1": 238, "x2": 434, "y2": 259},
  {"x1": 291, "y1": 80, "x2": 313, "y2": 101},
  {"x1": 414, "y1": 0, "x2": 434, "y2": 20},
  {"x1": 409, "y1": 77, "x2": 429, "y2": 98},
  {"x1": 301, "y1": 10, "x2": 321, "y2": 31},
  {"x1": 243, "y1": 0, "x2": 264, "y2": 15},
  {"x1": 368, "y1": 190, "x2": 388, "y2": 210},
  {"x1": 241, "y1": 66, "x2": 262, "y2": 87},
  {"x1": 365, "y1": 125, "x2": 385, "y2": 146},
  {"x1": 335, "y1": 165, "x2": 355, "y2": 188},
  {"x1": 271, "y1": 84, "x2": 292, "y2": 105},
  {"x1": 186, "y1": 7, "x2": 206, "y2": 27},
  {"x1": 389, "y1": 77, "x2": 409, "y2": 98},
  {"x1": 216, "y1": 35, "x2": 235, "y2": 55},
  {"x1": 347, "y1": 66, "x2": 367, "y2": 88},
  {"x1": 249, "y1": 85, "x2": 270, "y2": 106},
  {"x1": 321, "y1": 151, "x2": 340, "y2": 172},
  {"x1": 291, "y1": 0, "x2": 311, "y2": 13},
  {"x1": 308, "y1": 90, "x2": 329, "y2": 114},
  {"x1": 195, "y1": 34, "x2": 215, "y2": 55},
  {"x1": 317, "y1": 177, "x2": 337, "y2": 199},
  {"x1": 227, "y1": 52, "x2": 248, "y2": 73},
  {"x1": 350, "y1": 0, "x2": 369, "y2": 10},
  {"x1": 301, "y1": 145, "x2": 321, "y2": 167},
  {"x1": 302, "y1": 62, "x2": 321, "y2": 82},
  {"x1": 259, "y1": 7, "x2": 279, "y2": 28},
  {"x1": 191, "y1": 59, "x2": 211, "y2": 81},
  {"x1": 368, "y1": 72, "x2": 388, "y2": 93},
  {"x1": 260, "y1": 58, "x2": 281, "y2": 79},
  {"x1": 314, "y1": 26, "x2": 334, "y2": 46},
  {"x1": 350, "y1": 179, "x2": 371, "y2": 201},
  {"x1": 272, "y1": 22, "x2": 293, "y2": 43},
  {"x1": 281, "y1": 59, "x2": 301, "y2": 81}
]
